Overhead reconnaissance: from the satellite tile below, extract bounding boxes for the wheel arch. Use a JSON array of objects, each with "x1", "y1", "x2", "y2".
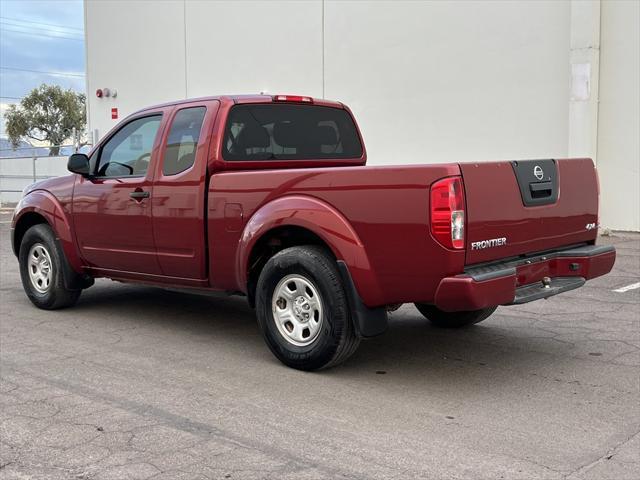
[
  {"x1": 245, "y1": 225, "x2": 332, "y2": 307},
  {"x1": 12, "y1": 191, "x2": 83, "y2": 273},
  {"x1": 12, "y1": 211, "x2": 48, "y2": 257},
  {"x1": 238, "y1": 195, "x2": 384, "y2": 307}
]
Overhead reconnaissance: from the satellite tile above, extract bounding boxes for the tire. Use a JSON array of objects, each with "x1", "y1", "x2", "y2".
[
  {"x1": 19, "y1": 224, "x2": 82, "y2": 310},
  {"x1": 255, "y1": 245, "x2": 360, "y2": 371},
  {"x1": 414, "y1": 303, "x2": 497, "y2": 328}
]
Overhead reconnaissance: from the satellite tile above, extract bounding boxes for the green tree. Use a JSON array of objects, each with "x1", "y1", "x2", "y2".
[{"x1": 5, "y1": 84, "x2": 86, "y2": 156}]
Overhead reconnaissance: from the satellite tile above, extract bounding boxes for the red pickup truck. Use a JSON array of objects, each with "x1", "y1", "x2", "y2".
[{"x1": 11, "y1": 94, "x2": 616, "y2": 370}]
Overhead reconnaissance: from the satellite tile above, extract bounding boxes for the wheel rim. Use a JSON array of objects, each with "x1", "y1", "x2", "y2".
[
  {"x1": 271, "y1": 274, "x2": 324, "y2": 347},
  {"x1": 27, "y1": 243, "x2": 53, "y2": 294}
]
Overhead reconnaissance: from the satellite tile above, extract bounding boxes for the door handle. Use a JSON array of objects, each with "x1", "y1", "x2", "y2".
[
  {"x1": 130, "y1": 190, "x2": 150, "y2": 200},
  {"x1": 529, "y1": 181, "x2": 552, "y2": 199}
]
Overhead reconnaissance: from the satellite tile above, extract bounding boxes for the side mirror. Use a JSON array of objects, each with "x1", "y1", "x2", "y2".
[{"x1": 67, "y1": 153, "x2": 91, "y2": 176}]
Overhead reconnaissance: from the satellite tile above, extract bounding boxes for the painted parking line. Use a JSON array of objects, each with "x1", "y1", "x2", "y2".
[{"x1": 613, "y1": 282, "x2": 640, "y2": 293}]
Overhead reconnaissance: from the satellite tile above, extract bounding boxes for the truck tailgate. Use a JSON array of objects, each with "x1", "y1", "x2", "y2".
[{"x1": 460, "y1": 158, "x2": 599, "y2": 265}]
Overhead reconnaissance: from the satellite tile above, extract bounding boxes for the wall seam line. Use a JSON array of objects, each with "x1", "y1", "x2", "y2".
[
  {"x1": 83, "y1": 0, "x2": 92, "y2": 141},
  {"x1": 594, "y1": 0, "x2": 602, "y2": 168},
  {"x1": 184, "y1": 0, "x2": 188, "y2": 99},
  {"x1": 321, "y1": 0, "x2": 325, "y2": 99}
]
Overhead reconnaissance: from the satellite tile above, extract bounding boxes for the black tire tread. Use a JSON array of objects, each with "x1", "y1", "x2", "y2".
[
  {"x1": 19, "y1": 224, "x2": 81, "y2": 310},
  {"x1": 414, "y1": 303, "x2": 497, "y2": 328},
  {"x1": 256, "y1": 245, "x2": 360, "y2": 370}
]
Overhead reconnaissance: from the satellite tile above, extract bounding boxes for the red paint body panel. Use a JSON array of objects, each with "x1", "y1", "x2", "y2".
[
  {"x1": 233, "y1": 195, "x2": 383, "y2": 302},
  {"x1": 12, "y1": 176, "x2": 83, "y2": 273},
  {"x1": 71, "y1": 106, "x2": 172, "y2": 274},
  {"x1": 208, "y1": 164, "x2": 462, "y2": 306},
  {"x1": 460, "y1": 159, "x2": 599, "y2": 265},
  {"x1": 150, "y1": 99, "x2": 219, "y2": 280},
  {"x1": 513, "y1": 250, "x2": 616, "y2": 285},
  {"x1": 72, "y1": 175, "x2": 161, "y2": 273},
  {"x1": 434, "y1": 249, "x2": 616, "y2": 312},
  {"x1": 10, "y1": 95, "x2": 615, "y2": 314},
  {"x1": 435, "y1": 275, "x2": 517, "y2": 312}
]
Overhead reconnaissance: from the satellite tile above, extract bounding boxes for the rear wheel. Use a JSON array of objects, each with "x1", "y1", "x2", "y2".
[
  {"x1": 19, "y1": 224, "x2": 82, "y2": 309},
  {"x1": 255, "y1": 246, "x2": 360, "y2": 370},
  {"x1": 414, "y1": 303, "x2": 497, "y2": 328}
]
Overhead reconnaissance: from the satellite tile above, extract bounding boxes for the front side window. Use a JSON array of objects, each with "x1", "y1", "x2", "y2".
[
  {"x1": 222, "y1": 104, "x2": 363, "y2": 161},
  {"x1": 163, "y1": 107, "x2": 206, "y2": 176},
  {"x1": 88, "y1": 148, "x2": 100, "y2": 174},
  {"x1": 95, "y1": 115, "x2": 162, "y2": 177}
]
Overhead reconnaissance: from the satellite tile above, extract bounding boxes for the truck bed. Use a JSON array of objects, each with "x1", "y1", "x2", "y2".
[{"x1": 208, "y1": 158, "x2": 600, "y2": 307}]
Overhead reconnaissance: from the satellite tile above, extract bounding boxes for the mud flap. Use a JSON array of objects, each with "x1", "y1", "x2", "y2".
[
  {"x1": 336, "y1": 261, "x2": 387, "y2": 338},
  {"x1": 54, "y1": 235, "x2": 93, "y2": 290}
]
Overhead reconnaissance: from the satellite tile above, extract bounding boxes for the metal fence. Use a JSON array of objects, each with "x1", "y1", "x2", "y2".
[{"x1": 0, "y1": 147, "x2": 79, "y2": 206}]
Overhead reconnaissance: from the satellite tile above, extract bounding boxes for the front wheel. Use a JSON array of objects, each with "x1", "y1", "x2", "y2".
[
  {"x1": 19, "y1": 224, "x2": 82, "y2": 309},
  {"x1": 414, "y1": 304, "x2": 497, "y2": 328},
  {"x1": 255, "y1": 246, "x2": 360, "y2": 371}
]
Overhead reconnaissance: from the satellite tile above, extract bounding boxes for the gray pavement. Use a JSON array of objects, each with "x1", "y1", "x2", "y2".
[{"x1": 1, "y1": 210, "x2": 638, "y2": 480}]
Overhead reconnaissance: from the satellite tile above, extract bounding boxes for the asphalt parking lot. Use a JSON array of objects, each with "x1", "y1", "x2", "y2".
[{"x1": 1, "y1": 210, "x2": 638, "y2": 480}]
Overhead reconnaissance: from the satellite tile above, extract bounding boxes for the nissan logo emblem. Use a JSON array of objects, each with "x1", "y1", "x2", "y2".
[{"x1": 534, "y1": 165, "x2": 544, "y2": 180}]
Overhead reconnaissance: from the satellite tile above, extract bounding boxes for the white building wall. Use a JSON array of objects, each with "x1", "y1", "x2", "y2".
[
  {"x1": 85, "y1": 0, "x2": 187, "y2": 138},
  {"x1": 597, "y1": 0, "x2": 639, "y2": 232},
  {"x1": 85, "y1": 0, "x2": 638, "y2": 231},
  {"x1": 185, "y1": 1, "x2": 323, "y2": 99},
  {"x1": 324, "y1": 0, "x2": 570, "y2": 165}
]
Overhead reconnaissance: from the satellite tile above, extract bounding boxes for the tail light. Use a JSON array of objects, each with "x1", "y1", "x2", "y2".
[{"x1": 430, "y1": 176, "x2": 465, "y2": 249}]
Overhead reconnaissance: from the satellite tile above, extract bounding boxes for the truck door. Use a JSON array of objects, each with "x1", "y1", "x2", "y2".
[
  {"x1": 151, "y1": 100, "x2": 219, "y2": 281},
  {"x1": 72, "y1": 112, "x2": 166, "y2": 274}
]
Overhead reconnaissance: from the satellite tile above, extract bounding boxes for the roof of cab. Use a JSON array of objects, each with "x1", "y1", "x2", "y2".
[{"x1": 135, "y1": 94, "x2": 343, "y2": 114}]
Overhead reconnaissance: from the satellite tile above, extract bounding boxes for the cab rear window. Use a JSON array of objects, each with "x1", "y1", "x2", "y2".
[{"x1": 222, "y1": 104, "x2": 362, "y2": 161}]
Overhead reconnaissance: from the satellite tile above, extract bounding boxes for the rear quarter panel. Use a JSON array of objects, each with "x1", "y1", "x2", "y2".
[{"x1": 208, "y1": 164, "x2": 462, "y2": 307}]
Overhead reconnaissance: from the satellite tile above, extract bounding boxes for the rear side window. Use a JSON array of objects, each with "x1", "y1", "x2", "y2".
[
  {"x1": 163, "y1": 107, "x2": 206, "y2": 176},
  {"x1": 222, "y1": 104, "x2": 362, "y2": 161}
]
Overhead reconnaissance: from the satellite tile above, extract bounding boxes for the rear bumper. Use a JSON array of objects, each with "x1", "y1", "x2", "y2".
[{"x1": 434, "y1": 244, "x2": 616, "y2": 312}]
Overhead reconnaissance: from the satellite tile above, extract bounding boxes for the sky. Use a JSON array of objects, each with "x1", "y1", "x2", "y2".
[{"x1": 0, "y1": 0, "x2": 85, "y2": 138}]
